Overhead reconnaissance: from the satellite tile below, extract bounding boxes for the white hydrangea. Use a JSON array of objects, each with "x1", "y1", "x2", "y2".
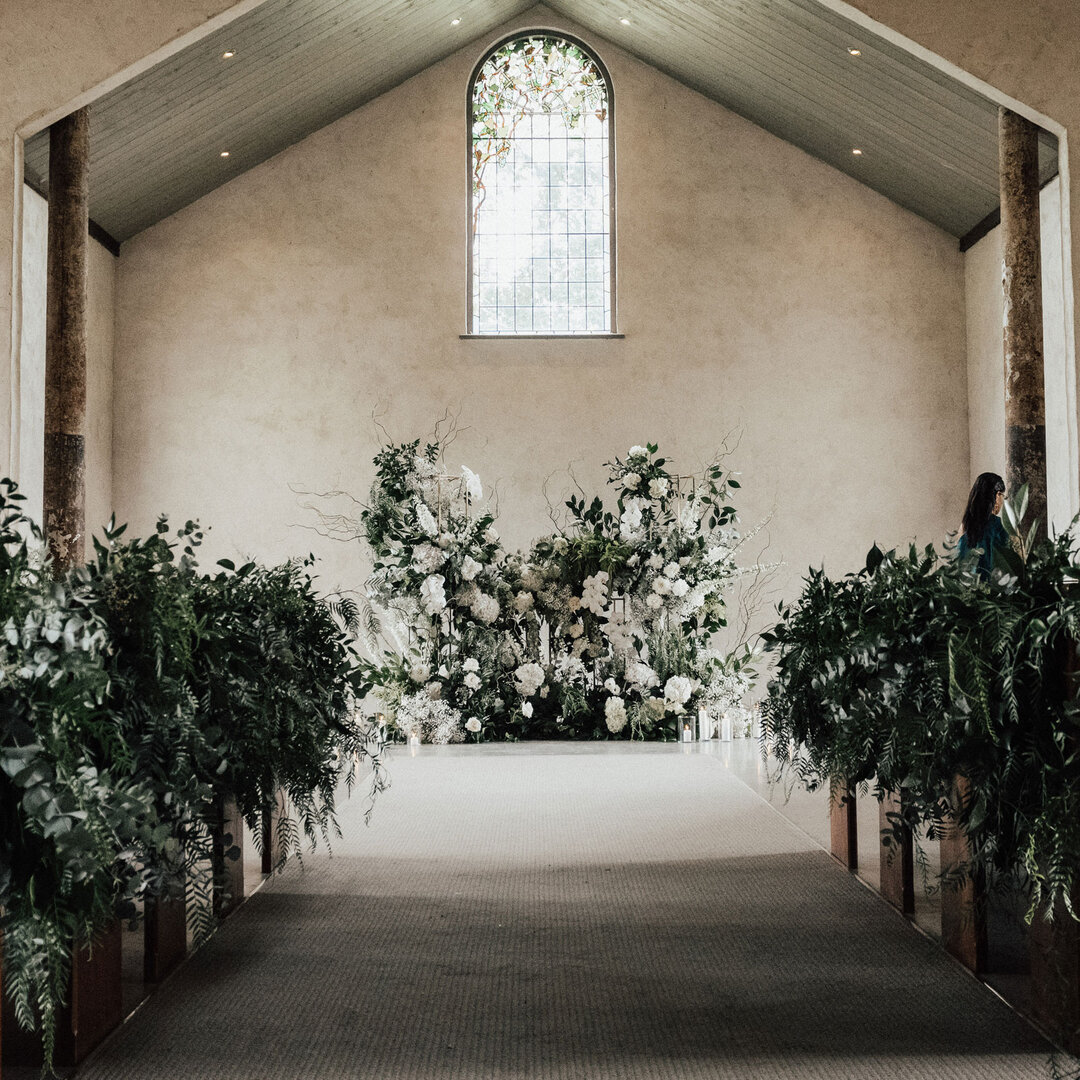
[
  {"x1": 671, "y1": 578, "x2": 690, "y2": 597},
  {"x1": 605, "y1": 696, "x2": 628, "y2": 733},
  {"x1": 705, "y1": 546, "x2": 729, "y2": 565},
  {"x1": 514, "y1": 662, "x2": 545, "y2": 696},
  {"x1": 519, "y1": 566, "x2": 544, "y2": 592},
  {"x1": 412, "y1": 543, "x2": 445, "y2": 573},
  {"x1": 461, "y1": 465, "x2": 483, "y2": 502},
  {"x1": 626, "y1": 661, "x2": 659, "y2": 688},
  {"x1": 513, "y1": 590, "x2": 535, "y2": 613},
  {"x1": 420, "y1": 574, "x2": 447, "y2": 615},
  {"x1": 461, "y1": 555, "x2": 483, "y2": 581},
  {"x1": 664, "y1": 675, "x2": 695, "y2": 712},
  {"x1": 470, "y1": 592, "x2": 500, "y2": 624}
]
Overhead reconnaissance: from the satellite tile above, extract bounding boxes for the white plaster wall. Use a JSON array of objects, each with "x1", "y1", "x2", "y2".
[
  {"x1": 112, "y1": 14, "x2": 969, "y2": 607},
  {"x1": 19, "y1": 185, "x2": 115, "y2": 533},
  {"x1": 962, "y1": 176, "x2": 1076, "y2": 534}
]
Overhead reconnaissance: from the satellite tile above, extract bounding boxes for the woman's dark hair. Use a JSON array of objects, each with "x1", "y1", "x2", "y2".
[{"x1": 961, "y1": 472, "x2": 1005, "y2": 545}]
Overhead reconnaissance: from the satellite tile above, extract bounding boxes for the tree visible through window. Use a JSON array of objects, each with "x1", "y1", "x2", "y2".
[{"x1": 469, "y1": 34, "x2": 614, "y2": 334}]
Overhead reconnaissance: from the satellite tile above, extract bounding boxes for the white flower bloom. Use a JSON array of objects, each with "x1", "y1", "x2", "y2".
[
  {"x1": 679, "y1": 555, "x2": 691, "y2": 566},
  {"x1": 462, "y1": 657, "x2": 480, "y2": 672},
  {"x1": 409, "y1": 662, "x2": 431, "y2": 683},
  {"x1": 664, "y1": 561, "x2": 680, "y2": 579},
  {"x1": 514, "y1": 662, "x2": 545, "y2": 696},
  {"x1": 426, "y1": 680, "x2": 443, "y2": 700},
  {"x1": 461, "y1": 466, "x2": 483, "y2": 502},
  {"x1": 705, "y1": 546, "x2": 728, "y2": 565},
  {"x1": 465, "y1": 716, "x2": 482, "y2": 733},
  {"x1": 437, "y1": 532, "x2": 453, "y2": 549},
  {"x1": 414, "y1": 498, "x2": 439, "y2": 537},
  {"x1": 568, "y1": 621, "x2": 585, "y2": 639},
  {"x1": 438, "y1": 665, "x2": 450, "y2": 678},
  {"x1": 664, "y1": 675, "x2": 695, "y2": 712},
  {"x1": 628, "y1": 446, "x2": 648, "y2": 458},
  {"x1": 649, "y1": 478, "x2": 669, "y2": 499},
  {"x1": 627, "y1": 553, "x2": 640, "y2": 568},
  {"x1": 471, "y1": 592, "x2": 500, "y2": 624},
  {"x1": 412, "y1": 542, "x2": 446, "y2": 573},
  {"x1": 604, "y1": 677, "x2": 620, "y2": 694},
  {"x1": 581, "y1": 570, "x2": 609, "y2": 615},
  {"x1": 568, "y1": 596, "x2": 582, "y2": 613},
  {"x1": 463, "y1": 672, "x2": 481, "y2": 691},
  {"x1": 671, "y1": 578, "x2": 691, "y2": 597},
  {"x1": 522, "y1": 701, "x2": 534, "y2": 718},
  {"x1": 484, "y1": 524, "x2": 500, "y2": 544},
  {"x1": 605, "y1": 696, "x2": 628, "y2": 733},
  {"x1": 645, "y1": 592, "x2": 665, "y2": 610},
  {"x1": 513, "y1": 590, "x2": 535, "y2": 613},
  {"x1": 571, "y1": 637, "x2": 588, "y2": 657},
  {"x1": 461, "y1": 555, "x2": 483, "y2": 581},
  {"x1": 647, "y1": 552, "x2": 665, "y2": 570},
  {"x1": 626, "y1": 661, "x2": 659, "y2": 688},
  {"x1": 420, "y1": 574, "x2": 447, "y2": 615},
  {"x1": 552, "y1": 536, "x2": 569, "y2": 555},
  {"x1": 652, "y1": 575, "x2": 672, "y2": 596},
  {"x1": 620, "y1": 502, "x2": 643, "y2": 536},
  {"x1": 520, "y1": 567, "x2": 544, "y2": 592},
  {"x1": 622, "y1": 471, "x2": 642, "y2": 490}
]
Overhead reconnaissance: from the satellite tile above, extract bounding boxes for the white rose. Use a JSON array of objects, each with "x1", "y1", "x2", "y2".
[
  {"x1": 465, "y1": 716, "x2": 482, "y2": 733},
  {"x1": 664, "y1": 561, "x2": 680, "y2": 579},
  {"x1": 461, "y1": 555, "x2": 483, "y2": 581},
  {"x1": 484, "y1": 524, "x2": 499, "y2": 544},
  {"x1": 409, "y1": 662, "x2": 431, "y2": 683},
  {"x1": 463, "y1": 672, "x2": 481, "y2": 691},
  {"x1": 604, "y1": 677, "x2": 620, "y2": 694},
  {"x1": 647, "y1": 553, "x2": 665, "y2": 570},
  {"x1": 646, "y1": 592, "x2": 664, "y2": 610},
  {"x1": 522, "y1": 702, "x2": 534, "y2": 718},
  {"x1": 649, "y1": 478, "x2": 669, "y2": 499},
  {"x1": 622, "y1": 471, "x2": 642, "y2": 490},
  {"x1": 671, "y1": 578, "x2": 690, "y2": 597},
  {"x1": 462, "y1": 657, "x2": 480, "y2": 672},
  {"x1": 652, "y1": 576, "x2": 672, "y2": 596},
  {"x1": 568, "y1": 621, "x2": 585, "y2": 639},
  {"x1": 628, "y1": 446, "x2": 648, "y2": 458}
]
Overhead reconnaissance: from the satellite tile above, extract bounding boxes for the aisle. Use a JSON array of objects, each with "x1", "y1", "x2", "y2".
[{"x1": 77, "y1": 744, "x2": 1059, "y2": 1079}]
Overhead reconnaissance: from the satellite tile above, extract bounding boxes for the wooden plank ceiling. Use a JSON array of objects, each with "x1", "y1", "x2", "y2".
[{"x1": 23, "y1": 0, "x2": 1058, "y2": 245}]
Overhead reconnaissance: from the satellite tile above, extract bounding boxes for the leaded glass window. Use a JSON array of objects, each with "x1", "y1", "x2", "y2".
[{"x1": 469, "y1": 34, "x2": 615, "y2": 335}]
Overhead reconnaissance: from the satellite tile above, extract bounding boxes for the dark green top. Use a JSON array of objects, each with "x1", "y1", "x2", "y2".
[{"x1": 957, "y1": 514, "x2": 1008, "y2": 579}]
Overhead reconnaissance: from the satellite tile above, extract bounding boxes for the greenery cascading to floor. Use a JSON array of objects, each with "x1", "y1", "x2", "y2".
[{"x1": 0, "y1": 480, "x2": 386, "y2": 1068}]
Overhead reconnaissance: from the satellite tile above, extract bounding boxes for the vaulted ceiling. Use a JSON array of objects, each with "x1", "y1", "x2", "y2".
[{"x1": 22, "y1": 0, "x2": 1058, "y2": 246}]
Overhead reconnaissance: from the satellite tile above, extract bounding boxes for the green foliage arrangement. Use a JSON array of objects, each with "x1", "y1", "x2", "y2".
[
  {"x1": 0, "y1": 482, "x2": 385, "y2": 1068},
  {"x1": 762, "y1": 487, "x2": 1080, "y2": 921}
]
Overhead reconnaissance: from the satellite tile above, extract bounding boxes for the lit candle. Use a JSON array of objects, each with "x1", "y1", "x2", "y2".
[
  {"x1": 681, "y1": 720, "x2": 692, "y2": 743},
  {"x1": 408, "y1": 730, "x2": 420, "y2": 747}
]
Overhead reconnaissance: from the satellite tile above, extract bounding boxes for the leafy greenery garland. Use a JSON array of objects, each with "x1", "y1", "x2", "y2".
[{"x1": 762, "y1": 488, "x2": 1080, "y2": 921}]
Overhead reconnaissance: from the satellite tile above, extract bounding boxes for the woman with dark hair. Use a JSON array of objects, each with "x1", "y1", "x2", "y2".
[{"x1": 957, "y1": 472, "x2": 1007, "y2": 579}]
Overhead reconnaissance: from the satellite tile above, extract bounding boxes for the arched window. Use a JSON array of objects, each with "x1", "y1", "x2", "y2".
[{"x1": 468, "y1": 33, "x2": 615, "y2": 335}]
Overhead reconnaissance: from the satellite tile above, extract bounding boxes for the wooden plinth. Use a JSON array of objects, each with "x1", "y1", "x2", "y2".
[
  {"x1": 939, "y1": 776, "x2": 986, "y2": 972},
  {"x1": 212, "y1": 796, "x2": 245, "y2": 918},
  {"x1": 829, "y1": 779, "x2": 858, "y2": 870},
  {"x1": 1028, "y1": 893, "x2": 1080, "y2": 1053},
  {"x1": 2, "y1": 920, "x2": 123, "y2": 1068},
  {"x1": 879, "y1": 791, "x2": 915, "y2": 914},
  {"x1": 144, "y1": 885, "x2": 187, "y2": 983}
]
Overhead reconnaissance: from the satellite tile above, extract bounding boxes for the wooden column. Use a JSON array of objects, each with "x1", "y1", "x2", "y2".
[
  {"x1": 144, "y1": 875, "x2": 187, "y2": 983},
  {"x1": 212, "y1": 796, "x2": 245, "y2": 918},
  {"x1": 44, "y1": 107, "x2": 89, "y2": 574},
  {"x1": 939, "y1": 775, "x2": 987, "y2": 972},
  {"x1": 879, "y1": 791, "x2": 915, "y2": 914},
  {"x1": 999, "y1": 107, "x2": 1047, "y2": 533},
  {"x1": 829, "y1": 779, "x2": 858, "y2": 870},
  {"x1": 261, "y1": 790, "x2": 288, "y2": 875}
]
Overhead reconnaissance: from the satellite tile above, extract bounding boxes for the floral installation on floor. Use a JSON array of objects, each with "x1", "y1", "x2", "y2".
[{"x1": 342, "y1": 433, "x2": 769, "y2": 743}]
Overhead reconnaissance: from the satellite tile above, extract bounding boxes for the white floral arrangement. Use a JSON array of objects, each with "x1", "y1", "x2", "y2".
[{"x1": 351, "y1": 435, "x2": 765, "y2": 741}]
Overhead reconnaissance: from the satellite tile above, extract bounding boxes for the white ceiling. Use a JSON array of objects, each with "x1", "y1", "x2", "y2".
[{"x1": 22, "y1": 0, "x2": 1058, "y2": 245}]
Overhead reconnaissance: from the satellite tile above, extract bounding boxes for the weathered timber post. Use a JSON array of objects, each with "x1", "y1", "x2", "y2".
[
  {"x1": 1000, "y1": 106, "x2": 1048, "y2": 534},
  {"x1": 879, "y1": 791, "x2": 914, "y2": 914},
  {"x1": 44, "y1": 107, "x2": 89, "y2": 573},
  {"x1": 829, "y1": 779, "x2": 858, "y2": 871}
]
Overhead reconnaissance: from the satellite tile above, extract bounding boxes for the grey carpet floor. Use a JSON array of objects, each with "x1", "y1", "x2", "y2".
[{"x1": 77, "y1": 745, "x2": 1065, "y2": 1079}]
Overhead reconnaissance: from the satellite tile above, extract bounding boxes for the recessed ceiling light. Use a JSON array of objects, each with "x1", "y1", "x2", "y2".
[
  {"x1": 222, "y1": 50, "x2": 235, "y2": 58},
  {"x1": 620, "y1": 17, "x2": 630, "y2": 24},
  {"x1": 451, "y1": 18, "x2": 461, "y2": 25},
  {"x1": 847, "y1": 47, "x2": 861, "y2": 56},
  {"x1": 851, "y1": 148, "x2": 863, "y2": 155},
  {"x1": 220, "y1": 150, "x2": 230, "y2": 157}
]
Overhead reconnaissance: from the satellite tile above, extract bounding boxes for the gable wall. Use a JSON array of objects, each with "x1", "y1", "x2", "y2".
[{"x1": 110, "y1": 12, "x2": 969, "y2": 603}]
